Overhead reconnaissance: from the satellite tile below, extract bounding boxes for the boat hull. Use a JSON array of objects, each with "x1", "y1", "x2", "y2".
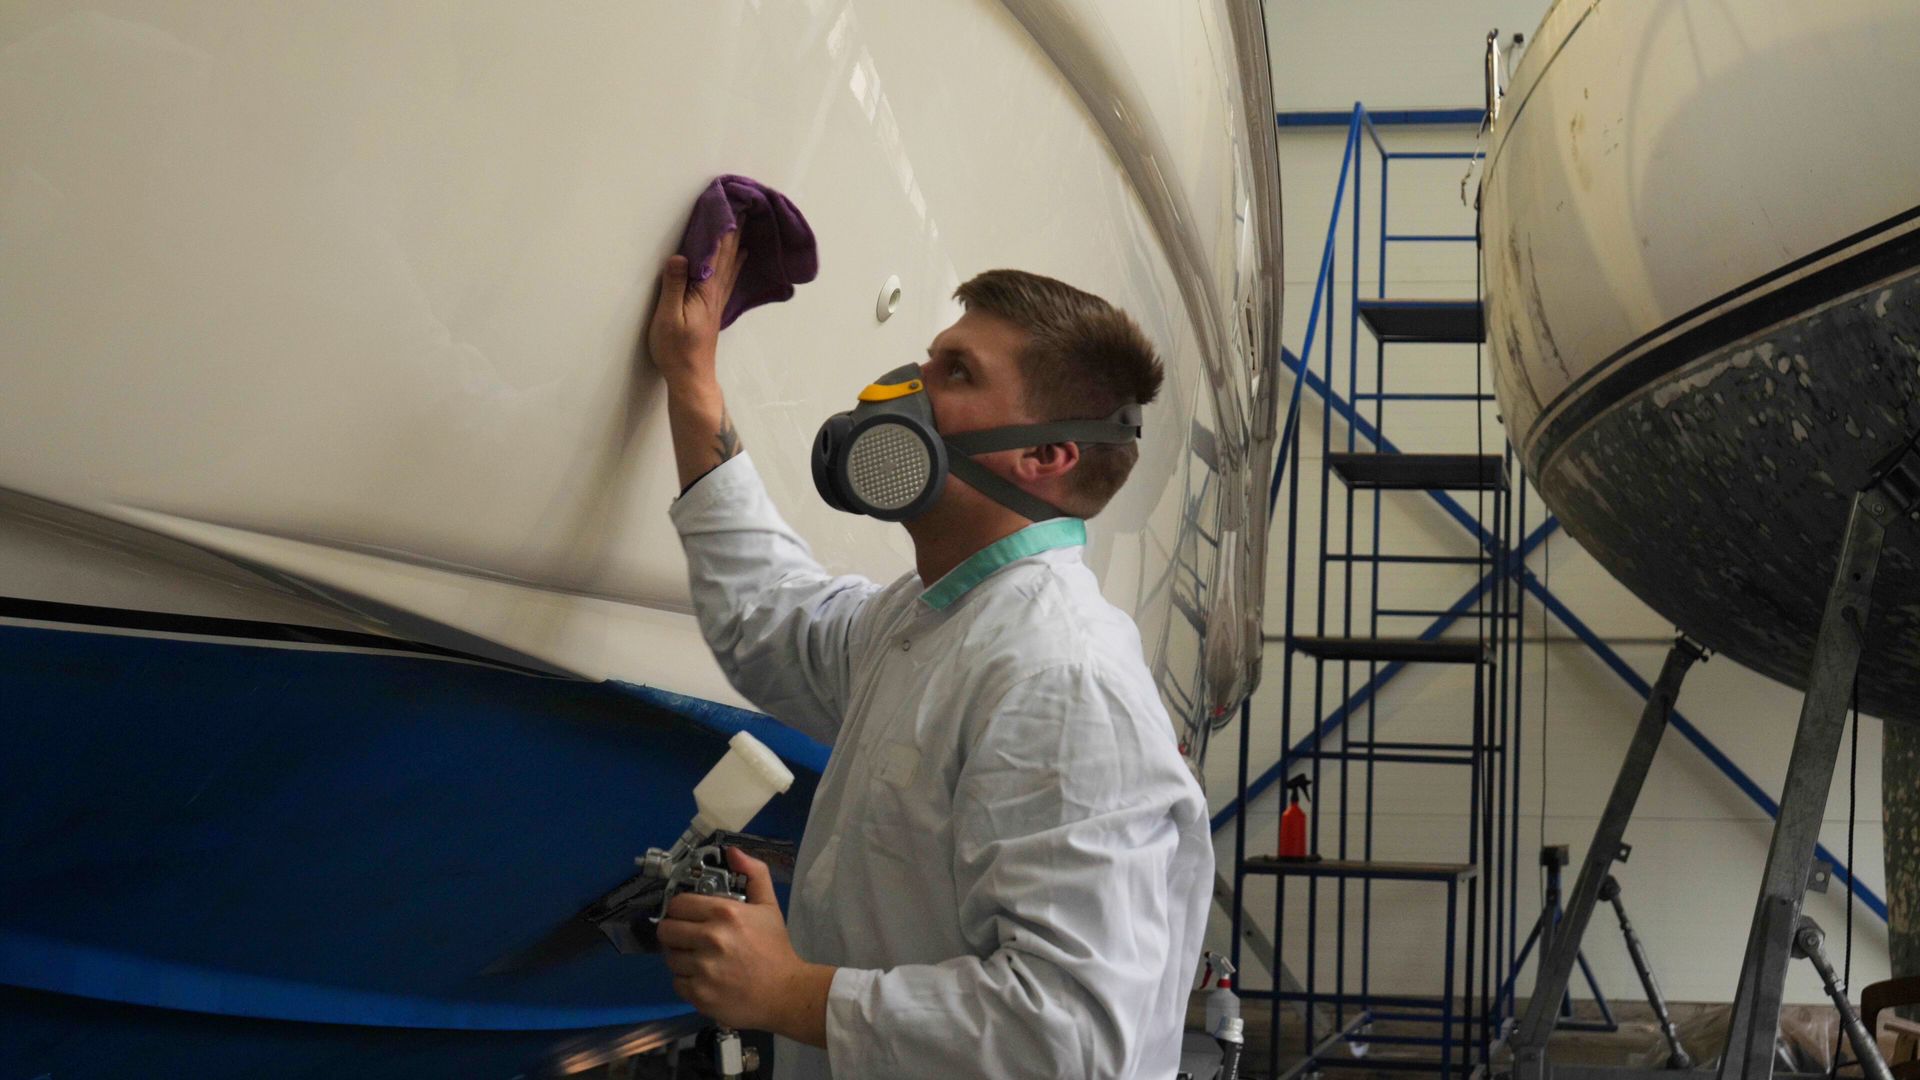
[
  {"x1": 0, "y1": 0, "x2": 1274, "y2": 711},
  {"x1": 1483, "y1": 0, "x2": 1920, "y2": 723}
]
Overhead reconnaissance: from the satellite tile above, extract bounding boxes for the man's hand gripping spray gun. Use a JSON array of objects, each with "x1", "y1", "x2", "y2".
[{"x1": 630, "y1": 732, "x2": 795, "y2": 1078}]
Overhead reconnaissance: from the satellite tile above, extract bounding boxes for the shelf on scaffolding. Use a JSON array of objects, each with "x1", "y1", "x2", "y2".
[
  {"x1": 1356, "y1": 298, "x2": 1486, "y2": 343},
  {"x1": 1243, "y1": 856, "x2": 1480, "y2": 883},
  {"x1": 1327, "y1": 451, "x2": 1506, "y2": 491},
  {"x1": 1289, "y1": 635, "x2": 1489, "y2": 665}
]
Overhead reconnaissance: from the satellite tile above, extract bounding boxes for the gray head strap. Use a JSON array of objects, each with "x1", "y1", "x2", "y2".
[
  {"x1": 942, "y1": 404, "x2": 1143, "y2": 456},
  {"x1": 945, "y1": 454, "x2": 1072, "y2": 522},
  {"x1": 940, "y1": 403, "x2": 1143, "y2": 521}
]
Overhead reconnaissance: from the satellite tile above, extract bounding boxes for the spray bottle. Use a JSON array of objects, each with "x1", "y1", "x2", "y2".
[
  {"x1": 1197, "y1": 952, "x2": 1244, "y2": 1080},
  {"x1": 1201, "y1": 952, "x2": 1241, "y2": 1038},
  {"x1": 1278, "y1": 774, "x2": 1313, "y2": 859}
]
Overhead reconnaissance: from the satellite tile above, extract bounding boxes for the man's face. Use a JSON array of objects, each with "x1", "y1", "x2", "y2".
[
  {"x1": 918, "y1": 309, "x2": 1036, "y2": 437},
  {"x1": 908, "y1": 308, "x2": 1083, "y2": 523}
]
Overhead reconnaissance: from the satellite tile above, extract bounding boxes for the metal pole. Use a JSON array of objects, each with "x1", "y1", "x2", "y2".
[
  {"x1": 1719, "y1": 490, "x2": 1892, "y2": 1080},
  {"x1": 1365, "y1": 130, "x2": 1389, "y2": 1009},
  {"x1": 1511, "y1": 635, "x2": 1706, "y2": 1080},
  {"x1": 1273, "y1": 878, "x2": 1286, "y2": 1080},
  {"x1": 1599, "y1": 876, "x2": 1692, "y2": 1069},
  {"x1": 1215, "y1": 872, "x2": 1309, "y2": 1000},
  {"x1": 1493, "y1": 477, "x2": 1511, "y2": 1037},
  {"x1": 1542, "y1": 853, "x2": 1560, "y2": 983},
  {"x1": 1791, "y1": 916, "x2": 1893, "y2": 1080},
  {"x1": 1467, "y1": 669, "x2": 1483, "y2": 1066},
  {"x1": 1336, "y1": 121, "x2": 1363, "y2": 1037},
  {"x1": 1232, "y1": 704, "x2": 1252, "y2": 984},
  {"x1": 1444, "y1": 880, "x2": 1458, "y2": 1080}
]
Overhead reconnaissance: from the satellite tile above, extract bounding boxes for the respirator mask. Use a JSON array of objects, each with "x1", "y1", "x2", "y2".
[{"x1": 811, "y1": 363, "x2": 1143, "y2": 522}]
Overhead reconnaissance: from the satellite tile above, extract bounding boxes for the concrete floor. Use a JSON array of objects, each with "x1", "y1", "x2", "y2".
[
  {"x1": 1199, "y1": 998, "x2": 1857, "y2": 1080},
  {"x1": 597, "y1": 998, "x2": 1871, "y2": 1078}
]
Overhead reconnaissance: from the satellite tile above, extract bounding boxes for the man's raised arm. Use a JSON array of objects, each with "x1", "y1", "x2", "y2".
[
  {"x1": 650, "y1": 232, "x2": 746, "y2": 491},
  {"x1": 647, "y1": 231, "x2": 877, "y2": 743}
]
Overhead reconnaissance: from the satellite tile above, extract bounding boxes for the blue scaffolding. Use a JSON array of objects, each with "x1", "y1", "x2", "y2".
[{"x1": 1228, "y1": 103, "x2": 1522, "y2": 1079}]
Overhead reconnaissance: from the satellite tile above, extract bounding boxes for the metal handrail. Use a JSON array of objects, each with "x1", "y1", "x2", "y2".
[
  {"x1": 1266, "y1": 107, "x2": 1363, "y2": 515},
  {"x1": 1483, "y1": 29, "x2": 1505, "y2": 129}
]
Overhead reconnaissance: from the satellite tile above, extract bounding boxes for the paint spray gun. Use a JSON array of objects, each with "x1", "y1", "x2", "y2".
[
  {"x1": 633, "y1": 732, "x2": 796, "y2": 931},
  {"x1": 480, "y1": 731, "x2": 797, "y2": 1079},
  {"x1": 575, "y1": 732, "x2": 798, "y2": 960},
  {"x1": 614, "y1": 731, "x2": 795, "y2": 1079}
]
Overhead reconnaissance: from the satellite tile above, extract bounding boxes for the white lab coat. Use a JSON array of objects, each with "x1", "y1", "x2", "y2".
[{"x1": 669, "y1": 454, "x2": 1212, "y2": 1079}]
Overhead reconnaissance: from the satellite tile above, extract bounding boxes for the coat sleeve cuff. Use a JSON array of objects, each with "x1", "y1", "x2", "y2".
[
  {"x1": 824, "y1": 965, "x2": 885, "y2": 1076},
  {"x1": 667, "y1": 452, "x2": 761, "y2": 532}
]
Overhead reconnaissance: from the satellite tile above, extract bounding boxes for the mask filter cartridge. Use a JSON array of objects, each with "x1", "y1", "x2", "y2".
[{"x1": 812, "y1": 362, "x2": 1141, "y2": 522}]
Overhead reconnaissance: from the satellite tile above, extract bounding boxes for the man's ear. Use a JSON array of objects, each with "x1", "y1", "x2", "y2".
[{"x1": 1017, "y1": 441, "x2": 1081, "y2": 482}]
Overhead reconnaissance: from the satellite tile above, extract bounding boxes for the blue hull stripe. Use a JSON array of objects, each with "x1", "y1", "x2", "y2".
[{"x1": 0, "y1": 931, "x2": 689, "y2": 1031}]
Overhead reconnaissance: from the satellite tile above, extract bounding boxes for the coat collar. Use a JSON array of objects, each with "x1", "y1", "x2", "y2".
[{"x1": 919, "y1": 518, "x2": 1088, "y2": 611}]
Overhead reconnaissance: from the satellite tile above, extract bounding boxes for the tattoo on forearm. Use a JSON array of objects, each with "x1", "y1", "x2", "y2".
[{"x1": 714, "y1": 411, "x2": 742, "y2": 465}]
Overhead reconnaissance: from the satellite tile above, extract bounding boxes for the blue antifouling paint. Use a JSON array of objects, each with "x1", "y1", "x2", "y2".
[{"x1": 0, "y1": 621, "x2": 823, "y2": 1074}]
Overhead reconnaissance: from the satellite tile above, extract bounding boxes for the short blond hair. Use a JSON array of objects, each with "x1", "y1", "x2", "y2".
[{"x1": 954, "y1": 270, "x2": 1163, "y2": 517}]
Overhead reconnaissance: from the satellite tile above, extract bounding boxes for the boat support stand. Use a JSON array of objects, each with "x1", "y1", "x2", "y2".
[{"x1": 1510, "y1": 435, "x2": 1920, "y2": 1080}]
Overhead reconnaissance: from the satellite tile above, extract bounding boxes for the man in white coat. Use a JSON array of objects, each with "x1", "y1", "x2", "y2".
[{"x1": 648, "y1": 229, "x2": 1212, "y2": 1079}]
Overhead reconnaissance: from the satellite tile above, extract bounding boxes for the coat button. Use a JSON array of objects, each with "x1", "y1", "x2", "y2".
[{"x1": 899, "y1": 640, "x2": 912, "y2": 652}]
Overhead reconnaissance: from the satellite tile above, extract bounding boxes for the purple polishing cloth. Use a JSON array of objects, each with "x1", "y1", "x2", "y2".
[{"x1": 676, "y1": 174, "x2": 819, "y2": 329}]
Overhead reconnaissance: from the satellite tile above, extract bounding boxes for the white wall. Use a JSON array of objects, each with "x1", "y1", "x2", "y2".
[
  {"x1": 1266, "y1": 0, "x2": 1541, "y2": 112},
  {"x1": 1204, "y1": 0, "x2": 1891, "y2": 1010}
]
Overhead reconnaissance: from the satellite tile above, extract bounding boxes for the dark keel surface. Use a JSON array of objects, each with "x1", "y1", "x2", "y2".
[
  {"x1": 1536, "y1": 263, "x2": 1920, "y2": 726},
  {"x1": 1888, "y1": 723, "x2": 1920, "y2": 983}
]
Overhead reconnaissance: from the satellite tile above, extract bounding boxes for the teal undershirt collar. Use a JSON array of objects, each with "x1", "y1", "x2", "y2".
[{"x1": 920, "y1": 518, "x2": 1088, "y2": 611}]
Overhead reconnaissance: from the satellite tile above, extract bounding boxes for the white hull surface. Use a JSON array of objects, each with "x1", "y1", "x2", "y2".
[{"x1": 1, "y1": 1, "x2": 1281, "y2": 739}]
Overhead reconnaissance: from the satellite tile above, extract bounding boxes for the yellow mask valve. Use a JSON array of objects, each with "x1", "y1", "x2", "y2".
[{"x1": 856, "y1": 379, "x2": 925, "y2": 403}]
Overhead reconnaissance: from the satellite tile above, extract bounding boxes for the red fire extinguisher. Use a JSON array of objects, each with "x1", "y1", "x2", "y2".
[{"x1": 1278, "y1": 774, "x2": 1314, "y2": 859}]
